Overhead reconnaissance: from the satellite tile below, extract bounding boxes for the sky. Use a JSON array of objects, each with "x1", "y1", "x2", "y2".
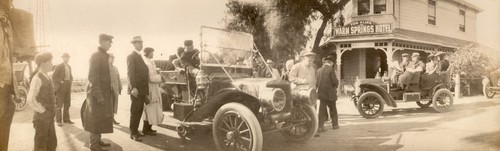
[{"x1": 12, "y1": 0, "x2": 500, "y2": 79}]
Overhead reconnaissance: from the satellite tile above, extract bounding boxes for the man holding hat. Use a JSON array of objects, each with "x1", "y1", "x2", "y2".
[
  {"x1": 316, "y1": 55, "x2": 339, "y2": 137},
  {"x1": 52, "y1": 53, "x2": 74, "y2": 126},
  {"x1": 127, "y1": 36, "x2": 149, "y2": 142},
  {"x1": 82, "y1": 34, "x2": 115, "y2": 151},
  {"x1": 289, "y1": 50, "x2": 317, "y2": 88},
  {"x1": 399, "y1": 52, "x2": 425, "y2": 91}
]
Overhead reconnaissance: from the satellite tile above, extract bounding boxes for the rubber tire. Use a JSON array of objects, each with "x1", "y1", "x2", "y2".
[
  {"x1": 281, "y1": 105, "x2": 319, "y2": 143},
  {"x1": 213, "y1": 102, "x2": 263, "y2": 151},
  {"x1": 14, "y1": 86, "x2": 28, "y2": 111},
  {"x1": 432, "y1": 89, "x2": 454, "y2": 113},
  {"x1": 356, "y1": 92, "x2": 385, "y2": 119},
  {"x1": 483, "y1": 85, "x2": 495, "y2": 99},
  {"x1": 416, "y1": 101, "x2": 432, "y2": 108}
]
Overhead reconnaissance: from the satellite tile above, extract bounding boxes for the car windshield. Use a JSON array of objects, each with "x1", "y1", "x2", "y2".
[{"x1": 200, "y1": 47, "x2": 253, "y2": 68}]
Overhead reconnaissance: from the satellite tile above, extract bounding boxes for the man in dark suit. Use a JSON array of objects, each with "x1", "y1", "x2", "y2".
[
  {"x1": 52, "y1": 53, "x2": 73, "y2": 126},
  {"x1": 127, "y1": 36, "x2": 149, "y2": 142},
  {"x1": 315, "y1": 55, "x2": 339, "y2": 137},
  {"x1": 83, "y1": 34, "x2": 114, "y2": 151}
]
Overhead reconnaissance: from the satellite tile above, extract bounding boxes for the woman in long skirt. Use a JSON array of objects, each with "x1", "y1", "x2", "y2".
[
  {"x1": 109, "y1": 53, "x2": 122, "y2": 124},
  {"x1": 141, "y1": 47, "x2": 164, "y2": 134}
]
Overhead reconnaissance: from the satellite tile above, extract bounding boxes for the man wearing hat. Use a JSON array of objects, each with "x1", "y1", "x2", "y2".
[
  {"x1": 390, "y1": 53, "x2": 409, "y2": 88},
  {"x1": 315, "y1": 55, "x2": 339, "y2": 137},
  {"x1": 181, "y1": 40, "x2": 200, "y2": 74},
  {"x1": 82, "y1": 34, "x2": 115, "y2": 151},
  {"x1": 399, "y1": 52, "x2": 425, "y2": 91},
  {"x1": 127, "y1": 36, "x2": 150, "y2": 142},
  {"x1": 266, "y1": 59, "x2": 281, "y2": 80},
  {"x1": 52, "y1": 53, "x2": 74, "y2": 126},
  {"x1": 289, "y1": 50, "x2": 317, "y2": 88}
]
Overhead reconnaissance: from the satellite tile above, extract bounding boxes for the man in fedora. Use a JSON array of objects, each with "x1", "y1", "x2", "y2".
[
  {"x1": 315, "y1": 55, "x2": 339, "y2": 137},
  {"x1": 52, "y1": 53, "x2": 74, "y2": 126},
  {"x1": 289, "y1": 50, "x2": 317, "y2": 88},
  {"x1": 127, "y1": 36, "x2": 149, "y2": 142}
]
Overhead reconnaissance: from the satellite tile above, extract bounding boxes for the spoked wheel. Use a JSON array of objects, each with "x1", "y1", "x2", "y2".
[
  {"x1": 416, "y1": 100, "x2": 432, "y2": 108},
  {"x1": 281, "y1": 105, "x2": 318, "y2": 142},
  {"x1": 432, "y1": 89, "x2": 454, "y2": 113},
  {"x1": 14, "y1": 86, "x2": 28, "y2": 111},
  {"x1": 483, "y1": 85, "x2": 495, "y2": 99},
  {"x1": 213, "y1": 103, "x2": 262, "y2": 151},
  {"x1": 356, "y1": 92, "x2": 385, "y2": 119}
]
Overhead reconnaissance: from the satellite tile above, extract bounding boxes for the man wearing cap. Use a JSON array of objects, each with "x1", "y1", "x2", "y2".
[
  {"x1": 289, "y1": 51, "x2": 317, "y2": 88},
  {"x1": 399, "y1": 52, "x2": 425, "y2": 91},
  {"x1": 390, "y1": 53, "x2": 409, "y2": 89},
  {"x1": 180, "y1": 40, "x2": 200, "y2": 75},
  {"x1": 52, "y1": 53, "x2": 74, "y2": 126},
  {"x1": 127, "y1": 36, "x2": 149, "y2": 142},
  {"x1": 315, "y1": 55, "x2": 339, "y2": 137},
  {"x1": 83, "y1": 34, "x2": 114, "y2": 151}
]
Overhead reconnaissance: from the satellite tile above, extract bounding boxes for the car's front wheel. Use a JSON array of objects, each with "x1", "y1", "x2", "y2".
[
  {"x1": 483, "y1": 85, "x2": 495, "y2": 99},
  {"x1": 356, "y1": 92, "x2": 385, "y2": 119},
  {"x1": 281, "y1": 105, "x2": 318, "y2": 142},
  {"x1": 213, "y1": 102, "x2": 262, "y2": 151}
]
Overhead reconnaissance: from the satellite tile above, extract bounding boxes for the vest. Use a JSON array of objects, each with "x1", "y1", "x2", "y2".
[{"x1": 33, "y1": 73, "x2": 55, "y2": 121}]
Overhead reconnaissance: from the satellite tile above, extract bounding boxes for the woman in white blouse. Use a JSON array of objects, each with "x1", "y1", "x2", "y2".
[{"x1": 141, "y1": 47, "x2": 164, "y2": 132}]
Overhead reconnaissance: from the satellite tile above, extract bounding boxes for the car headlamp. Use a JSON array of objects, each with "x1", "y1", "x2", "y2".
[{"x1": 260, "y1": 88, "x2": 287, "y2": 112}]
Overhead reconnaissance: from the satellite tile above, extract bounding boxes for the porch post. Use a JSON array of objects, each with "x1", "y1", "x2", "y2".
[
  {"x1": 386, "y1": 41, "x2": 393, "y2": 77},
  {"x1": 335, "y1": 44, "x2": 342, "y2": 96}
]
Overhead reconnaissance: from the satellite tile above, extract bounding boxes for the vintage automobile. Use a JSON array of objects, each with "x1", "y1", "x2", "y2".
[
  {"x1": 11, "y1": 62, "x2": 30, "y2": 111},
  {"x1": 346, "y1": 73, "x2": 454, "y2": 119},
  {"x1": 160, "y1": 26, "x2": 318, "y2": 151},
  {"x1": 482, "y1": 70, "x2": 500, "y2": 99}
]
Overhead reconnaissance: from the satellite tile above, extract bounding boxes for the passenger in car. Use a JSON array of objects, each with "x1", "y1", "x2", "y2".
[{"x1": 399, "y1": 52, "x2": 425, "y2": 91}]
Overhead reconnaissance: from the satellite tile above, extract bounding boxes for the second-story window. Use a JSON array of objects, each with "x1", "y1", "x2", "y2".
[
  {"x1": 358, "y1": 0, "x2": 370, "y2": 15},
  {"x1": 374, "y1": 0, "x2": 387, "y2": 14},
  {"x1": 459, "y1": 9, "x2": 466, "y2": 32},
  {"x1": 428, "y1": 0, "x2": 436, "y2": 25}
]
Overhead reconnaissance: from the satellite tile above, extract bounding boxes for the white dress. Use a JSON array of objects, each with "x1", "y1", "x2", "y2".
[{"x1": 142, "y1": 56, "x2": 164, "y2": 125}]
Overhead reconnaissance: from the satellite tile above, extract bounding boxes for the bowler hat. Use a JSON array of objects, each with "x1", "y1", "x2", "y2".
[
  {"x1": 131, "y1": 36, "x2": 143, "y2": 43},
  {"x1": 299, "y1": 51, "x2": 316, "y2": 57},
  {"x1": 61, "y1": 53, "x2": 70, "y2": 58},
  {"x1": 99, "y1": 34, "x2": 113, "y2": 42}
]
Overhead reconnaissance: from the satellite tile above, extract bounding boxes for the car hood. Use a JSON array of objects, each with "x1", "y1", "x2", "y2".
[{"x1": 232, "y1": 78, "x2": 275, "y2": 98}]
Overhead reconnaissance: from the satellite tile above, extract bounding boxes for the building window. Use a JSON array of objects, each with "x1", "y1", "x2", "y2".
[
  {"x1": 428, "y1": 0, "x2": 436, "y2": 25},
  {"x1": 374, "y1": 0, "x2": 387, "y2": 14},
  {"x1": 358, "y1": 0, "x2": 370, "y2": 15},
  {"x1": 459, "y1": 9, "x2": 466, "y2": 32}
]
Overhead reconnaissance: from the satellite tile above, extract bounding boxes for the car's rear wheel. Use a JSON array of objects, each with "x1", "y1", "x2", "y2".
[
  {"x1": 213, "y1": 103, "x2": 262, "y2": 151},
  {"x1": 281, "y1": 105, "x2": 318, "y2": 142},
  {"x1": 356, "y1": 92, "x2": 385, "y2": 119},
  {"x1": 416, "y1": 100, "x2": 432, "y2": 108},
  {"x1": 432, "y1": 89, "x2": 454, "y2": 113},
  {"x1": 483, "y1": 85, "x2": 495, "y2": 99},
  {"x1": 14, "y1": 86, "x2": 28, "y2": 111}
]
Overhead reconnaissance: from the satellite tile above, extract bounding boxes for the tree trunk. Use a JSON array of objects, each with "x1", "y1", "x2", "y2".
[{"x1": 312, "y1": 16, "x2": 330, "y2": 54}]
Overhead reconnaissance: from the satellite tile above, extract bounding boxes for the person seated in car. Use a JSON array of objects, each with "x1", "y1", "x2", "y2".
[
  {"x1": 399, "y1": 52, "x2": 425, "y2": 91},
  {"x1": 421, "y1": 53, "x2": 439, "y2": 89},
  {"x1": 391, "y1": 53, "x2": 409, "y2": 88}
]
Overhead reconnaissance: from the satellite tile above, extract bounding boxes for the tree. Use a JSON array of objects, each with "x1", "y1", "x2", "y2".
[
  {"x1": 224, "y1": 0, "x2": 350, "y2": 62},
  {"x1": 448, "y1": 44, "x2": 499, "y2": 78}
]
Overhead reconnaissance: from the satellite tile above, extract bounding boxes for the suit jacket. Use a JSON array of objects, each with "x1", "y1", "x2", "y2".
[
  {"x1": 316, "y1": 64, "x2": 339, "y2": 101},
  {"x1": 52, "y1": 63, "x2": 73, "y2": 91},
  {"x1": 127, "y1": 51, "x2": 149, "y2": 95}
]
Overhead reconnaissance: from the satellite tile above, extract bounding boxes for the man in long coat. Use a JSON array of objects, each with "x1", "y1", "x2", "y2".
[
  {"x1": 82, "y1": 34, "x2": 114, "y2": 151},
  {"x1": 315, "y1": 55, "x2": 339, "y2": 137},
  {"x1": 52, "y1": 53, "x2": 74, "y2": 126}
]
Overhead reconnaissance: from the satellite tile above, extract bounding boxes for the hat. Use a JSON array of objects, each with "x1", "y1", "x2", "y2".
[
  {"x1": 402, "y1": 53, "x2": 410, "y2": 57},
  {"x1": 131, "y1": 36, "x2": 143, "y2": 43},
  {"x1": 61, "y1": 53, "x2": 70, "y2": 58},
  {"x1": 324, "y1": 55, "x2": 334, "y2": 62},
  {"x1": 266, "y1": 59, "x2": 274, "y2": 64},
  {"x1": 184, "y1": 40, "x2": 193, "y2": 47},
  {"x1": 412, "y1": 52, "x2": 420, "y2": 57},
  {"x1": 99, "y1": 34, "x2": 113, "y2": 42},
  {"x1": 435, "y1": 51, "x2": 445, "y2": 56},
  {"x1": 299, "y1": 51, "x2": 316, "y2": 57}
]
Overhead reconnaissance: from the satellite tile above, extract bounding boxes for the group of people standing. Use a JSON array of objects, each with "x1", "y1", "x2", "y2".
[{"x1": 81, "y1": 34, "x2": 170, "y2": 151}]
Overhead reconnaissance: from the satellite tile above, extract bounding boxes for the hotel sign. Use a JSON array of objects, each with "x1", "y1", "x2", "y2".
[{"x1": 333, "y1": 20, "x2": 392, "y2": 36}]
